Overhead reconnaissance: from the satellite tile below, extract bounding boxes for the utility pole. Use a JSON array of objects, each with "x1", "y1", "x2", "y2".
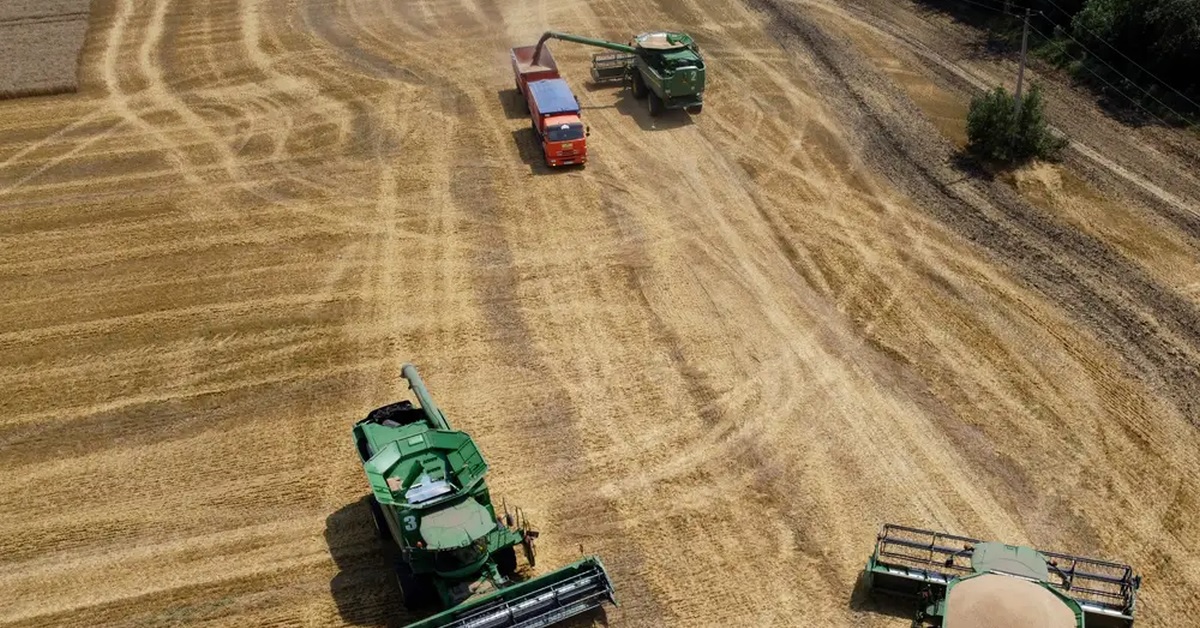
[{"x1": 1014, "y1": 8, "x2": 1031, "y2": 118}]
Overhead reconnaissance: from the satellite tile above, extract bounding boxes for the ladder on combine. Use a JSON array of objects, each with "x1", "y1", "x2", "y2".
[{"x1": 866, "y1": 524, "x2": 1141, "y2": 628}]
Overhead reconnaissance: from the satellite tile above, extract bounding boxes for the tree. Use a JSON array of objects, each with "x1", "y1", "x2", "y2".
[
  {"x1": 1145, "y1": 0, "x2": 1200, "y2": 94},
  {"x1": 966, "y1": 83, "x2": 1068, "y2": 163},
  {"x1": 1070, "y1": 0, "x2": 1200, "y2": 110}
]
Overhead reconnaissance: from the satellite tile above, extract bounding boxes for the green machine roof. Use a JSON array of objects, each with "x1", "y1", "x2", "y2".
[
  {"x1": 419, "y1": 499, "x2": 497, "y2": 550},
  {"x1": 633, "y1": 31, "x2": 694, "y2": 50},
  {"x1": 969, "y1": 542, "x2": 1051, "y2": 580},
  {"x1": 362, "y1": 427, "x2": 488, "y2": 508}
]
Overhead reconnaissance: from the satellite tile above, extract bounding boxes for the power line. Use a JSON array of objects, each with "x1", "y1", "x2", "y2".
[
  {"x1": 1038, "y1": 0, "x2": 1200, "y2": 112},
  {"x1": 919, "y1": 1, "x2": 1194, "y2": 124},
  {"x1": 1026, "y1": 22, "x2": 1180, "y2": 128},
  {"x1": 1027, "y1": 20, "x2": 1196, "y2": 124}
]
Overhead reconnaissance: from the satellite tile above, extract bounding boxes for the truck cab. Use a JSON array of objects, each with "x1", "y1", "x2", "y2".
[{"x1": 527, "y1": 79, "x2": 588, "y2": 167}]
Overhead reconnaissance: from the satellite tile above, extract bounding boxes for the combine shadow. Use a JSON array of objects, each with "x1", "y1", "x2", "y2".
[
  {"x1": 327, "y1": 497, "x2": 608, "y2": 627},
  {"x1": 327, "y1": 496, "x2": 418, "y2": 628},
  {"x1": 613, "y1": 89, "x2": 696, "y2": 132},
  {"x1": 846, "y1": 570, "x2": 921, "y2": 622}
]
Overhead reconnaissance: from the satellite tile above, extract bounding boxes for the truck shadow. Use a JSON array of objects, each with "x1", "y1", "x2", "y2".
[
  {"x1": 495, "y1": 89, "x2": 527, "y2": 120},
  {"x1": 326, "y1": 496, "x2": 418, "y2": 627},
  {"x1": 846, "y1": 570, "x2": 920, "y2": 622}
]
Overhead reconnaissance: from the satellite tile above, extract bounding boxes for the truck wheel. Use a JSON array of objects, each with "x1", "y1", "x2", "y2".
[
  {"x1": 494, "y1": 545, "x2": 518, "y2": 577},
  {"x1": 648, "y1": 92, "x2": 663, "y2": 117},
  {"x1": 687, "y1": 104, "x2": 703, "y2": 115},
  {"x1": 368, "y1": 496, "x2": 389, "y2": 540},
  {"x1": 395, "y1": 563, "x2": 437, "y2": 611},
  {"x1": 631, "y1": 73, "x2": 647, "y2": 100}
]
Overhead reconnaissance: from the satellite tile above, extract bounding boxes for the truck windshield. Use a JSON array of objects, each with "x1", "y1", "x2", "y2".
[{"x1": 546, "y1": 123, "x2": 584, "y2": 142}]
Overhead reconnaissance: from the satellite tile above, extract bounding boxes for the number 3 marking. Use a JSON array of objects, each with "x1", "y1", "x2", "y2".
[{"x1": 403, "y1": 515, "x2": 417, "y2": 531}]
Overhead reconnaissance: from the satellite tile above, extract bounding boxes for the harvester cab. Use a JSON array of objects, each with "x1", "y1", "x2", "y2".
[
  {"x1": 352, "y1": 363, "x2": 617, "y2": 628},
  {"x1": 532, "y1": 30, "x2": 706, "y2": 116},
  {"x1": 864, "y1": 524, "x2": 1142, "y2": 628}
]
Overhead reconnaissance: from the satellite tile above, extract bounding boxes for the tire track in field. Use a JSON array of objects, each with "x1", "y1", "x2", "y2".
[
  {"x1": 738, "y1": 2, "x2": 1200, "y2": 620},
  {"x1": 306, "y1": 3, "x2": 671, "y2": 622},
  {"x1": 100, "y1": 0, "x2": 206, "y2": 189},
  {"x1": 817, "y1": 0, "x2": 1200, "y2": 235},
  {"x1": 749, "y1": 0, "x2": 1200, "y2": 423},
  {"x1": 508, "y1": 0, "x2": 1023, "y2": 621}
]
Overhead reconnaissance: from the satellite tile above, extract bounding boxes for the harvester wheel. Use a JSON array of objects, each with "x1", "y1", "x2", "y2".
[
  {"x1": 395, "y1": 564, "x2": 437, "y2": 610},
  {"x1": 631, "y1": 73, "x2": 647, "y2": 100},
  {"x1": 494, "y1": 545, "x2": 518, "y2": 577},
  {"x1": 687, "y1": 105, "x2": 703, "y2": 115},
  {"x1": 648, "y1": 92, "x2": 663, "y2": 117},
  {"x1": 368, "y1": 496, "x2": 389, "y2": 540}
]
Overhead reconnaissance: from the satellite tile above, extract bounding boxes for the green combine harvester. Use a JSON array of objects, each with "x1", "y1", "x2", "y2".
[
  {"x1": 864, "y1": 524, "x2": 1142, "y2": 628},
  {"x1": 532, "y1": 30, "x2": 706, "y2": 116},
  {"x1": 352, "y1": 363, "x2": 617, "y2": 628}
]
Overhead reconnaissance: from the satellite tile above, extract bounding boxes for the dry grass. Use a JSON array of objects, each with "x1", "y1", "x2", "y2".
[
  {"x1": 0, "y1": 0, "x2": 93, "y2": 99},
  {"x1": 0, "y1": 0, "x2": 1198, "y2": 626}
]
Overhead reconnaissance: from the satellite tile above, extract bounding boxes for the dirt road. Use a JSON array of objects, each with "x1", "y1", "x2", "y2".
[{"x1": 2, "y1": 0, "x2": 1198, "y2": 626}]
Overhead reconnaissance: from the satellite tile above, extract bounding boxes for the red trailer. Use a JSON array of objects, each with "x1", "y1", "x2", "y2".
[{"x1": 511, "y1": 44, "x2": 589, "y2": 167}]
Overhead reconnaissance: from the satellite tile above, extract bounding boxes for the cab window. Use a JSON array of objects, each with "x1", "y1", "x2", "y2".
[{"x1": 547, "y1": 123, "x2": 584, "y2": 142}]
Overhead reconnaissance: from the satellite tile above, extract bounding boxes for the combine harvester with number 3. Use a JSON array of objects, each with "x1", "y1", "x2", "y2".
[{"x1": 352, "y1": 363, "x2": 617, "y2": 628}]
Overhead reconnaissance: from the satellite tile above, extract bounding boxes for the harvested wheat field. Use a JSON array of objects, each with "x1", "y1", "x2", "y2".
[
  {"x1": 0, "y1": 0, "x2": 93, "y2": 98},
  {"x1": 2, "y1": 0, "x2": 1199, "y2": 626}
]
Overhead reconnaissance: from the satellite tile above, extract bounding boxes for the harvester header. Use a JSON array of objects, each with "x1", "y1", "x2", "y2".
[{"x1": 864, "y1": 524, "x2": 1142, "y2": 628}]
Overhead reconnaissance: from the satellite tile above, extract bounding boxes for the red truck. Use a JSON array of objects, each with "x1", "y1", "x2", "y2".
[{"x1": 510, "y1": 44, "x2": 589, "y2": 167}]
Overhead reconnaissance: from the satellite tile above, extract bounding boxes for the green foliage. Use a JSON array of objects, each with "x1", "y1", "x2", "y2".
[
  {"x1": 1145, "y1": 0, "x2": 1200, "y2": 78},
  {"x1": 1067, "y1": 0, "x2": 1199, "y2": 119},
  {"x1": 966, "y1": 84, "x2": 1068, "y2": 164}
]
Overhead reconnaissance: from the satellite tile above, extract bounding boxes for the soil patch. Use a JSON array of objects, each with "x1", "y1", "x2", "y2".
[{"x1": 0, "y1": 0, "x2": 94, "y2": 98}]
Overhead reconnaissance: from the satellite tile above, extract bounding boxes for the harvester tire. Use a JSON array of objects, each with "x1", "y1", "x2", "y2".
[
  {"x1": 687, "y1": 105, "x2": 703, "y2": 115},
  {"x1": 631, "y1": 73, "x2": 647, "y2": 100},
  {"x1": 368, "y1": 496, "x2": 388, "y2": 540},
  {"x1": 494, "y1": 545, "x2": 518, "y2": 577},
  {"x1": 648, "y1": 93, "x2": 663, "y2": 117},
  {"x1": 395, "y1": 564, "x2": 437, "y2": 610}
]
